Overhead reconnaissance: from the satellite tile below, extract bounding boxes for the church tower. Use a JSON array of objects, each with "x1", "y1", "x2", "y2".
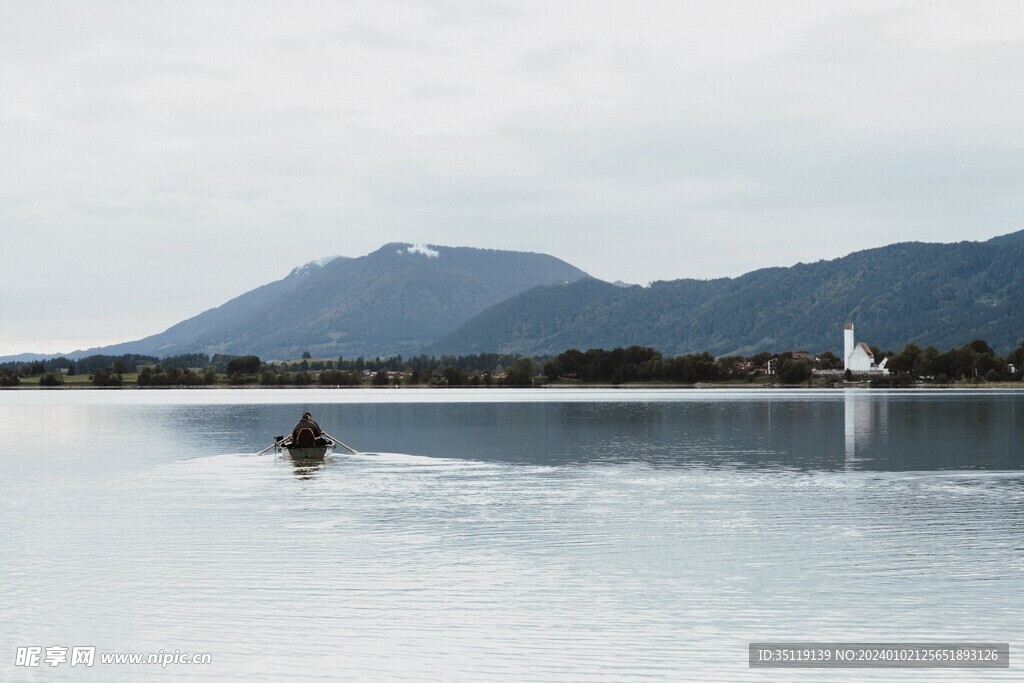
[{"x1": 844, "y1": 321, "x2": 854, "y2": 370}]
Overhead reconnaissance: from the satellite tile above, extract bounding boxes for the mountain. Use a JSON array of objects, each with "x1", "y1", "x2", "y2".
[
  {"x1": 435, "y1": 232, "x2": 1024, "y2": 356},
  {"x1": 79, "y1": 244, "x2": 589, "y2": 360},
  {"x1": 7, "y1": 233, "x2": 1021, "y2": 365},
  {"x1": 0, "y1": 352, "x2": 55, "y2": 364}
]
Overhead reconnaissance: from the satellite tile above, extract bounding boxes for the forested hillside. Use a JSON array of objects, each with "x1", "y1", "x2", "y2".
[{"x1": 436, "y1": 232, "x2": 1024, "y2": 356}]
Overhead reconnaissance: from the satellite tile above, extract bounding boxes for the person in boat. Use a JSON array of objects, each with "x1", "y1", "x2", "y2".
[{"x1": 291, "y1": 412, "x2": 328, "y2": 447}]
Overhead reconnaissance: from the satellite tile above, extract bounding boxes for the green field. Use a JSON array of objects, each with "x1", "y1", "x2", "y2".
[{"x1": 19, "y1": 373, "x2": 140, "y2": 386}]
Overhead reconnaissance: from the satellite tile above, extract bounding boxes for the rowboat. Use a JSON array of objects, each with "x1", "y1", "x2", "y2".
[
  {"x1": 256, "y1": 431, "x2": 357, "y2": 458},
  {"x1": 281, "y1": 439, "x2": 335, "y2": 459},
  {"x1": 277, "y1": 434, "x2": 335, "y2": 460}
]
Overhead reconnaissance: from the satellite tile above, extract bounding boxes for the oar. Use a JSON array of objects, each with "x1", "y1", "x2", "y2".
[
  {"x1": 322, "y1": 431, "x2": 358, "y2": 455},
  {"x1": 256, "y1": 435, "x2": 287, "y2": 456}
]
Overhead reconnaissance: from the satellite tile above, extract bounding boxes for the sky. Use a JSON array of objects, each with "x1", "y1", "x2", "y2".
[{"x1": 2, "y1": 1, "x2": 1023, "y2": 357}]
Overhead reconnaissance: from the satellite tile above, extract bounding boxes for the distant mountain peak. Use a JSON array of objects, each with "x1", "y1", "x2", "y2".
[
  {"x1": 289, "y1": 255, "x2": 346, "y2": 277},
  {"x1": 62, "y1": 242, "x2": 590, "y2": 360}
]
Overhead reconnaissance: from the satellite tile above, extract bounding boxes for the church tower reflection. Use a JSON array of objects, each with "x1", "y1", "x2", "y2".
[{"x1": 844, "y1": 390, "x2": 885, "y2": 468}]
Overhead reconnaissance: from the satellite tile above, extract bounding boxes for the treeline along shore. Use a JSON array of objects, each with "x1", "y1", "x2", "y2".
[{"x1": 3, "y1": 338, "x2": 1024, "y2": 389}]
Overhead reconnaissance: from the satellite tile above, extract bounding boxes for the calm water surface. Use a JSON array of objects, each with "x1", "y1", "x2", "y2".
[{"x1": 0, "y1": 389, "x2": 1021, "y2": 681}]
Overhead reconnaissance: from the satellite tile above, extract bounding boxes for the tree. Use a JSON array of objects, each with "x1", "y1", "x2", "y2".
[
  {"x1": 966, "y1": 339, "x2": 995, "y2": 356},
  {"x1": 442, "y1": 366, "x2": 468, "y2": 386},
  {"x1": 891, "y1": 343, "x2": 922, "y2": 375},
  {"x1": 551, "y1": 349, "x2": 586, "y2": 379},
  {"x1": 1008, "y1": 341, "x2": 1024, "y2": 368},
  {"x1": 817, "y1": 351, "x2": 840, "y2": 370},
  {"x1": 921, "y1": 345, "x2": 942, "y2": 376},
  {"x1": 975, "y1": 353, "x2": 1004, "y2": 379},
  {"x1": 226, "y1": 356, "x2": 261, "y2": 374},
  {"x1": 543, "y1": 359, "x2": 562, "y2": 382},
  {"x1": 717, "y1": 355, "x2": 745, "y2": 376},
  {"x1": 505, "y1": 357, "x2": 535, "y2": 387},
  {"x1": 779, "y1": 359, "x2": 812, "y2": 384},
  {"x1": 948, "y1": 346, "x2": 977, "y2": 380},
  {"x1": 92, "y1": 368, "x2": 123, "y2": 387}
]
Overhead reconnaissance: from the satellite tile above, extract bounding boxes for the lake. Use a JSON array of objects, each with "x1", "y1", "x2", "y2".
[{"x1": 1, "y1": 388, "x2": 1021, "y2": 681}]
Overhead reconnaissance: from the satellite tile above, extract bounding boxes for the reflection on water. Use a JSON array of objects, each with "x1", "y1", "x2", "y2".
[
  {"x1": 845, "y1": 391, "x2": 871, "y2": 467},
  {"x1": 0, "y1": 390, "x2": 1021, "y2": 681},
  {"x1": 286, "y1": 454, "x2": 326, "y2": 480},
  {"x1": 303, "y1": 390, "x2": 1018, "y2": 471}
]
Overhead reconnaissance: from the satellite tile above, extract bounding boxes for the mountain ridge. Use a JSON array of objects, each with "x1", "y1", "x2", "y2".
[
  {"x1": 434, "y1": 231, "x2": 1024, "y2": 356},
  {"x1": 4, "y1": 232, "x2": 1023, "y2": 363},
  {"x1": 44, "y1": 243, "x2": 589, "y2": 361}
]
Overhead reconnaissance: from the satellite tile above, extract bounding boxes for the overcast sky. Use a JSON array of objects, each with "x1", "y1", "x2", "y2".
[{"x1": 2, "y1": 1, "x2": 1022, "y2": 356}]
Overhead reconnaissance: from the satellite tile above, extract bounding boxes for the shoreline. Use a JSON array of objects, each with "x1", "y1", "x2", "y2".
[{"x1": 4, "y1": 381, "x2": 1024, "y2": 391}]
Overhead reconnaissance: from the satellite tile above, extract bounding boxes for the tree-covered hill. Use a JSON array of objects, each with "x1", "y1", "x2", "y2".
[{"x1": 435, "y1": 231, "x2": 1024, "y2": 356}]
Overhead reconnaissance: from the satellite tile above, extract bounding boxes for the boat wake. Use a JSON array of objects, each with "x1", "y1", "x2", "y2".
[{"x1": 344, "y1": 451, "x2": 485, "y2": 467}]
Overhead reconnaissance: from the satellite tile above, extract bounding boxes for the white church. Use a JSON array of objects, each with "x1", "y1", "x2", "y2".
[{"x1": 844, "y1": 322, "x2": 889, "y2": 374}]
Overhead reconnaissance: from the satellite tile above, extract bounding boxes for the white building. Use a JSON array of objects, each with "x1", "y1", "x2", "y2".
[{"x1": 844, "y1": 322, "x2": 889, "y2": 374}]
